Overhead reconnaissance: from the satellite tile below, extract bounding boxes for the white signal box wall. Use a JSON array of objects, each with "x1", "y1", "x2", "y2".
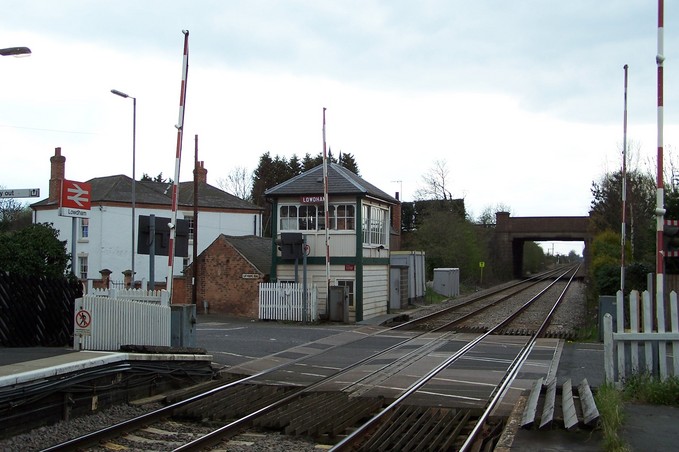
[{"x1": 433, "y1": 268, "x2": 460, "y2": 298}]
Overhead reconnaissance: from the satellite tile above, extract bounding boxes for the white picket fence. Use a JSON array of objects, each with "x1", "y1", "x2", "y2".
[
  {"x1": 89, "y1": 287, "x2": 170, "y2": 305},
  {"x1": 74, "y1": 289, "x2": 171, "y2": 351},
  {"x1": 259, "y1": 282, "x2": 318, "y2": 322},
  {"x1": 603, "y1": 290, "x2": 679, "y2": 385}
]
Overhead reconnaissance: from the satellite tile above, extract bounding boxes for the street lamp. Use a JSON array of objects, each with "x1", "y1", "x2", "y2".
[
  {"x1": 0, "y1": 47, "x2": 31, "y2": 57},
  {"x1": 111, "y1": 89, "x2": 137, "y2": 285}
]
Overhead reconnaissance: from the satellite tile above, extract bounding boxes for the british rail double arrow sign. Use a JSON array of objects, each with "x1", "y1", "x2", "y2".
[{"x1": 60, "y1": 179, "x2": 91, "y2": 218}]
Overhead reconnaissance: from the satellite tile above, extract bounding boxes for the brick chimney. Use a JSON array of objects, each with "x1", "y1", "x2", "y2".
[
  {"x1": 194, "y1": 160, "x2": 207, "y2": 184},
  {"x1": 49, "y1": 147, "x2": 65, "y2": 204}
]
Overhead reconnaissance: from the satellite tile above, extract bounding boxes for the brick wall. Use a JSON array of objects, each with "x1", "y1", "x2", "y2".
[{"x1": 184, "y1": 237, "x2": 263, "y2": 318}]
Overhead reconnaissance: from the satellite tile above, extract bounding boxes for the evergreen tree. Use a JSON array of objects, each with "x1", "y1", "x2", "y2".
[
  {"x1": 141, "y1": 172, "x2": 172, "y2": 183},
  {"x1": 339, "y1": 152, "x2": 360, "y2": 175},
  {"x1": 0, "y1": 223, "x2": 70, "y2": 277},
  {"x1": 288, "y1": 154, "x2": 303, "y2": 176}
]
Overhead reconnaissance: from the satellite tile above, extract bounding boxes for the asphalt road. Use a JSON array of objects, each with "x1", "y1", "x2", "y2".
[{"x1": 195, "y1": 314, "x2": 356, "y2": 369}]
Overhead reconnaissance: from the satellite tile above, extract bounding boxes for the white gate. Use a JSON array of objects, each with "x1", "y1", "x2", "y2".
[
  {"x1": 74, "y1": 289, "x2": 171, "y2": 351},
  {"x1": 603, "y1": 290, "x2": 679, "y2": 385},
  {"x1": 258, "y1": 282, "x2": 317, "y2": 322}
]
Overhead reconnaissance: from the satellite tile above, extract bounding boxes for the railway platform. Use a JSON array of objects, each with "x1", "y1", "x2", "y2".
[{"x1": 0, "y1": 347, "x2": 213, "y2": 388}]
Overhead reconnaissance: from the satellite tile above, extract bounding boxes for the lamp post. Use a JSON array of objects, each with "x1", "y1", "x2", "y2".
[
  {"x1": 0, "y1": 47, "x2": 31, "y2": 57},
  {"x1": 111, "y1": 89, "x2": 137, "y2": 284}
]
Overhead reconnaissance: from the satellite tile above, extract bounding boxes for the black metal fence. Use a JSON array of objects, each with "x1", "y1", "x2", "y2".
[{"x1": 0, "y1": 273, "x2": 82, "y2": 347}]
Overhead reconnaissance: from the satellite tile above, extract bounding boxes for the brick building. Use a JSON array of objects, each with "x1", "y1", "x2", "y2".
[{"x1": 183, "y1": 234, "x2": 271, "y2": 317}]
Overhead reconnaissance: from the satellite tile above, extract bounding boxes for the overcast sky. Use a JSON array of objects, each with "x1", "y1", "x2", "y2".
[{"x1": 1, "y1": 1, "x2": 678, "y2": 255}]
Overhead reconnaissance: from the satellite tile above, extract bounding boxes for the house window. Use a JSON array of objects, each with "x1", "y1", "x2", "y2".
[
  {"x1": 298, "y1": 205, "x2": 318, "y2": 231},
  {"x1": 362, "y1": 205, "x2": 388, "y2": 246},
  {"x1": 183, "y1": 257, "x2": 190, "y2": 273},
  {"x1": 337, "y1": 279, "x2": 355, "y2": 307},
  {"x1": 279, "y1": 203, "x2": 356, "y2": 231},
  {"x1": 186, "y1": 216, "x2": 194, "y2": 241},
  {"x1": 78, "y1": 256, "x2": 88, "y2": 280},
  {"x1": 79, "y1": 218, "x2": 89, "y2": 240},
  {"x1": 331, "y1": 205, "x2": 355, "y2": 230},
  {"x1": 280, "y1": 205, "x2": 297, "y2": 231}
]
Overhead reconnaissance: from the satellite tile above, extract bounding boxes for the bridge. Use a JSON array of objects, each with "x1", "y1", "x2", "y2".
[{"x1": 493, "y1": 212, "x2": 591, "y2": 278}]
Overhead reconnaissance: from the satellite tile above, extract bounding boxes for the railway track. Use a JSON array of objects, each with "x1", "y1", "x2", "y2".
[
  {"x1": 406, "y1": 266, "x2": 583, "y2": 338},
  {"x1": 332, "y1": 265, "x2": 582, "y2": 451},
  {"x1": 39, "y1": 266, "x2": 586, "y2": 451}
]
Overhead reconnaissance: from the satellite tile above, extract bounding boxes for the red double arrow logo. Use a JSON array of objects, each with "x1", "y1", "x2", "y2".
[{"x1": 61, "y1": 180, "x2": 91, "y2": 210}]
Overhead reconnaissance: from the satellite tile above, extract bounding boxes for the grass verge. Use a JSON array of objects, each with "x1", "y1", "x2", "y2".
[
  {"x1": 595, "y1": 383, "x2": 629, "y2": 452},
  {"x1": 596, "y1": 374, "x2": 679, "y2": 451}
]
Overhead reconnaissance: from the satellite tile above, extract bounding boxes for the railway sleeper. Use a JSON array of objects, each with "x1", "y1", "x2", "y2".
[
  {"x1": 249, "y1": 391, "x2": 383, "y2": 438},
  {"x1": 358, "y1": 405, "x2": 498, "y2": 451},
  {"x1": 255, "y1": 392, "x2": 338, "y2": 429},
  {"x1": 299, "y1": 396, "x2": 370, "y2": 436},
  {"x1": 175, "y1": 384, "x2": 295, "y2": 420},
  {"x1": 520, "y1": 377, "x2": 600, "y2": 430}
]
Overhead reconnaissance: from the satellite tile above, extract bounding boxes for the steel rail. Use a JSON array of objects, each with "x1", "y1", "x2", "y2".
[
  {"x1": 459, "y1": 264, "x2": 580, "y2": 451},
  {"x1": 43, "y1": 267, "x2": 574, "y2": 451},
  {"x1": 392, "y1": 266, "x2": 571, "y2": 331},
  {"x1": 330, "y1": 265, "x2": 577, "y2": 451},
  {"x1": 176, "y1": 269, "x2": 570, "y2": 451}
]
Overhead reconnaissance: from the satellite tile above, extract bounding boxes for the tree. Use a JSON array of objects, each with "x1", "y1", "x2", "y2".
[
  {"x1": 141, "y1": 173, "x2": 172, "y2": 183},
  {"x1": 0, "y1": 223, "x2": 70, "y2": 277},
  {"x1": 590, "y1": 230, "x2": 624, "y2": 296},
  {"x1": 475, "y1": 203, "x2": 512, "y2": 226},
  {"x1": 251, "y1": 153, "x2": 296, "y2": 236},
  {"x1": 216, "y1": 166, "x2": 253, "y2": 202},
  {"x1": 590, "y1": 169, "x2": 655, "y2": 263},
  {"x1": 0, "y1": 197, "x2": 32, "y2": 232},
  {"x1": 410, "y1": 209, "x2": 489, "y2": 284},
  {"x1": 301, "y1": 150, "x2": 338, "y2": 171},
  {"x1": 338, "y1": 151, "x2": 360, "y2": 175},
  {"x1": 523, "y1": 242, "x2": 546, "y2": 274},
  {"x1": 414, "y1": 160, "x2": 455, "y2": 201}
]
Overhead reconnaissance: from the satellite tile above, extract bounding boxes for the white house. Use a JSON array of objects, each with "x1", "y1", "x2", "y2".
[
  {"x1": 264, "y1": 162, "x2": 400, "y2": 322},
  {"x1": 32, "y1": 147, "x2": 263, "y2": 290}
]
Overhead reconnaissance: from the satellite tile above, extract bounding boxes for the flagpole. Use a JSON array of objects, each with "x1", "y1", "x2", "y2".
[
  {"x1": 621, "y1": 64, "x2": 628, "y2": 294},
  {"x1": 322, "y1": 108, "x2": 331, "y2": 310}
]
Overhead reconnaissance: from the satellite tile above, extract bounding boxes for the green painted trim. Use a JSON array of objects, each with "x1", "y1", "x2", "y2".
[
  {"x1": 362, "y1": 258, "x2": 390, "y2": 265},
  {"x1": 355, "y1": 198, "x2": 364, "y2": 322},
  {"x1": 303, "y1": 256, "x2": 356, "y2": 266},
  {"x1": 270, "y1": 199, "x2": 279, "y2": 281}
]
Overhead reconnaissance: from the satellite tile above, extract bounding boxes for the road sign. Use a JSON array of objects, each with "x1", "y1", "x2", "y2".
[
  {"x1": 60, "y1": 179, "x2": 91, "y2": 218},
  {"x1": 74, "y1": 308, "x2": 92, "y2": 337},
  {"x1": 0, "y1": 188, "x2": 40, "y2": 198}
]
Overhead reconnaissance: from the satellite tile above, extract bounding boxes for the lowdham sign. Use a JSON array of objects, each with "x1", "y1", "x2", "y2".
[
  {"x1": 300, "y1": 195, "x2": 324, "y2": 204},
  {"x1": 60, "y1": 179, "x2": 91, "y2": 218},
  {"x1": 0, "y1": 188, "x2": 40, "y2": 198}
]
